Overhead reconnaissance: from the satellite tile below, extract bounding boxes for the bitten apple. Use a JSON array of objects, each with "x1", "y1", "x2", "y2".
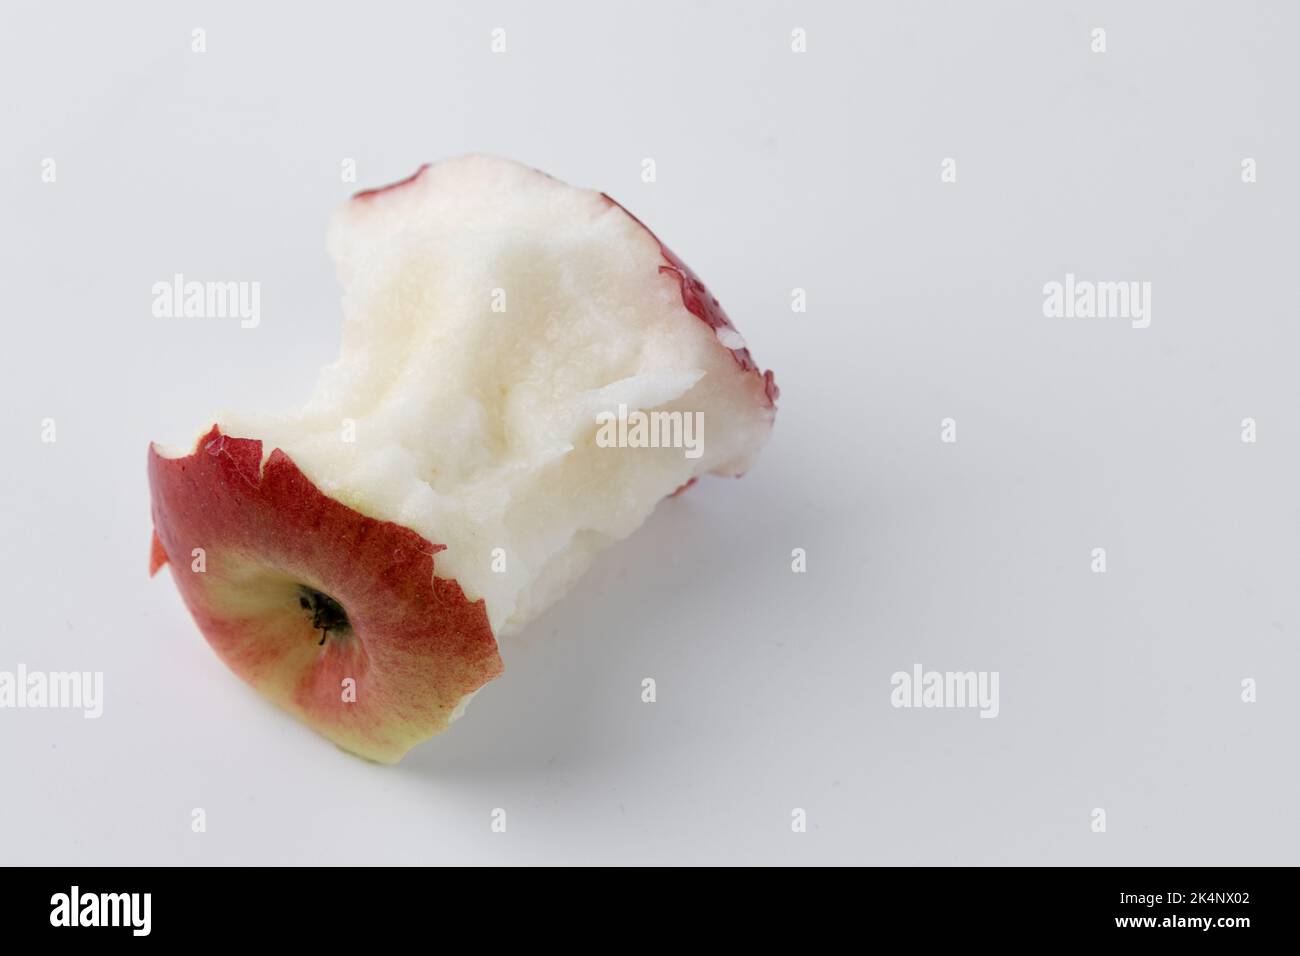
[{"x1": 148, "y1": 156, "x2": 777, "y2": 762}]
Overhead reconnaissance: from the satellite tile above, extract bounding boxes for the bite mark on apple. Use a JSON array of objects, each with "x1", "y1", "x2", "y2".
[
  {"x1": 149, "y1": 156, "x2": 778, "y2": 760},
  {"x1": 599, "y1": 193, "x2": 780, "y2": 407}
]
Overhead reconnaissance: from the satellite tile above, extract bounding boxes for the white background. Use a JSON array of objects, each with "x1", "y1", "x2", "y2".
[{"x1": 2, "y1": 1, "x2": 1297, "y2": 865}]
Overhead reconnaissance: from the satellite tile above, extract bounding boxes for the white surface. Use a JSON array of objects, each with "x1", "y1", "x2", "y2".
[{"x1": 1, "y1": 1, "x2": 1297, "y2": 865}]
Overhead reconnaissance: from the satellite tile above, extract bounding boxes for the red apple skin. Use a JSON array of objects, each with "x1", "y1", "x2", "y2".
[{"x1": 148, "y1": 427, "x2": 502, "y2": 763}]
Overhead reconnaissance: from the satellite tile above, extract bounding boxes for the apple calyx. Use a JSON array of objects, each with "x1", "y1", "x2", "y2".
[{"x1": 298, "y1": 587, "x2": 351, "y2": 645}]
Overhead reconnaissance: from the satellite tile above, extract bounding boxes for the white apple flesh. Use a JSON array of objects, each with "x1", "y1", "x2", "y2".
[{"x1": 149, "y1": 156, "x2": 777, "y2": 762}]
